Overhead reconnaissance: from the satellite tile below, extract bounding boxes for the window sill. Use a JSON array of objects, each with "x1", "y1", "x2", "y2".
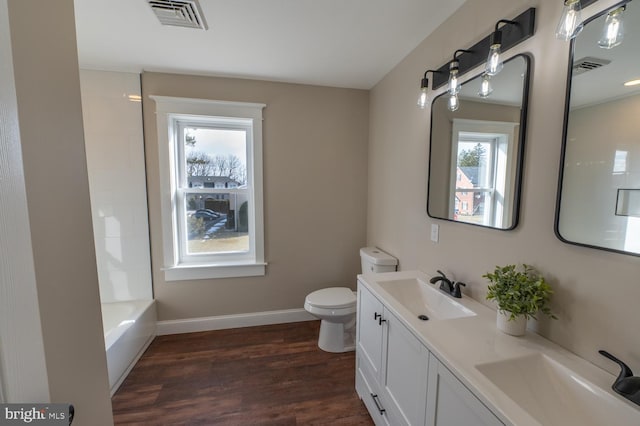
[{"x1": 163, "y1": 262, "x2": 267, "y2": 281}]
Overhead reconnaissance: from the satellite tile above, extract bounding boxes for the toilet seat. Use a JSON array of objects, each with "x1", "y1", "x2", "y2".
[{"x1": 305, "y1": 287, "x2": 356, "y2": 309}]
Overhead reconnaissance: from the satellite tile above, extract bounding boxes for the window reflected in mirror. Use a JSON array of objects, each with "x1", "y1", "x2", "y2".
[{"x1": 427, "y1": 55, "x2": 530, "y2": 230}]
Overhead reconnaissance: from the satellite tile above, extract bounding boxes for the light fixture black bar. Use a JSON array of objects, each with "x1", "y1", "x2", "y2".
[
  {"x1": 432, "y1": 7, "x2": 536, "y2": 89},
  {"x1": 580, "y1": 0, "x2": 599, "y2": 8}
]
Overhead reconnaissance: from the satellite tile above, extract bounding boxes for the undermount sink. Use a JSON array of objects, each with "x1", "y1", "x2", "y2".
[
  {"x1": 377, "y1": 278, "x2": 476, "y2": 320},
  {"x1": 476, "y1": 353, "x2": 640, "y2": 426}
]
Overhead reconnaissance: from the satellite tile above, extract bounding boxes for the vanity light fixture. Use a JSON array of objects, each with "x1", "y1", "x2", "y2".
[
  {"x1": 486, "y1": 20, "x2": 518, "y2": 76},
  {"x1": 598, "y1": 6, "x2": 625, "y2": 49},
  {"x1": 624, "y1": 78, "x2": 640, "y2": 86},
  {"x1": 556, "y1": 0, "x2": 584, "y2": 40},
  {"x1": 448, "y1": 61, "x2": 460, "y2": 95},
  {"x1": 448, "y1": 50, "x2": 471, "y2": 95},
  {"x1": 429, "y1": 8, "x2": 535, "y2": 91},
  {"x1": 478, "y1": 73, "x2": 493, "y2": 98},
  {"x1": 417, "y1": 70, "x2": 439, "y2": 109}
]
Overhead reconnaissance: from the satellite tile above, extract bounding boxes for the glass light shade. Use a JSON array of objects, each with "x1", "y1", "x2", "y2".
[
  {"x1": 478, "y1": 74, "x2": 493, "y2": 98},
  {"x1": 417, "y1": 87, "x2": 429, "y2": 109},
  {"x1": 556, "y1": 0, "x2": 583, "y2": 41},
  {"x1": 598, "y1": 7, "x2": 624, "y2": 49},
  {"x1": 448, "y1": 94, "x2": 459, "y2": 112},
  {"x1": 448, "y1": 70, "x2": 460, "y2": 95},
  {"x1": 485, "y1": 44, "x2": 503, "y2": 76}
]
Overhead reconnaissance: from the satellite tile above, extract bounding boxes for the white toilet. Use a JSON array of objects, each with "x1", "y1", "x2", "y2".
[{"x1": 304, "y1": 247, "x2": 398, "y2": 353}]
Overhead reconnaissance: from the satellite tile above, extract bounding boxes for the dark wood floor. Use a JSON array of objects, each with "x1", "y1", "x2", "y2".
[{"x1": 112, "y1": 321, "x2": 374, "y2": 425}]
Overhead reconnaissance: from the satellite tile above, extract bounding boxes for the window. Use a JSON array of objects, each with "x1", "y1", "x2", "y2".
[
  {"x1": 152, "y1": 96, "x2": 266, "y2": 280},
  {"x1": 450, "y1": 119, "x2": 518, "y2": 228}
]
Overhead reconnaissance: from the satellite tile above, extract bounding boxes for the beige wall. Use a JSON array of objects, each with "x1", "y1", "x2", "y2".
[
  {"x1": 368, "y1": 0, "x2": 640, "y2": 376},
  {"x1": 142, "y1": 73, "x2": 369, "y2": 320},
  {"x1": 7, "y1": 0, "x2": 113, "y2": 422}
]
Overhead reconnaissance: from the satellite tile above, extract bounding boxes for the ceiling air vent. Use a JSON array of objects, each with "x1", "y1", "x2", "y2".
[
  {"x1": 147, "y1": 0, "x2": 208, "y2": 30},
  {"x1": 572, "y1": 57, "x2": 611, "y2": 76}
]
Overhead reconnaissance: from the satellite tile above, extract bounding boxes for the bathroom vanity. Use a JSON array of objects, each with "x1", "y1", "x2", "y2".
[{"x1": 355, "y1": 271, "x2": 640, "y2": 426}]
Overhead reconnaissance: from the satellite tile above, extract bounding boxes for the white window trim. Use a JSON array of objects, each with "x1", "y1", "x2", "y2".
[
  {"x1": 174, "y1": 118, "x2": 254, "y2": 266},
  {"x1": 151, "y1": 96, "x2": 266, "y2": 281}
]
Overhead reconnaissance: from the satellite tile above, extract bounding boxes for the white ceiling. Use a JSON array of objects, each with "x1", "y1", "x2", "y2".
[
  {"x1": 74, "y1": 0, "x2": 467, "y2": 89},
  {"x1": 570, "y1": 1, "x2": 640, "y2": 108}
]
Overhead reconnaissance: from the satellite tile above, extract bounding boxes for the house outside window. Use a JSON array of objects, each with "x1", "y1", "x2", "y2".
[{"x1": 152, "y1": 96, "x2": 266, "y2": 280}]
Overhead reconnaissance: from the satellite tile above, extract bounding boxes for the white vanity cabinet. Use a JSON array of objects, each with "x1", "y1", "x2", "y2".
[
  {"x1": 426, "y1": 356, "x2": 503, "y2": 426},
  {"x1": 356, "y1": 283, "x2": 392, "y2": 425},
  {"x1": 357, "y1": 283, "x2": 430, "y2": 425},
  {"x1": 356, "y1": 282, "x2": 503, "y2": 426},
  {"x1": 384, "y1": 309, "x2": 430, "y2": 425},
  {"x1": 357, "y1": 281, "x2": 385, "y2": 380}
]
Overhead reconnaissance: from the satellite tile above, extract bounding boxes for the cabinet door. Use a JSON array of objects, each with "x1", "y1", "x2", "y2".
[
  {"x1": 357, "y1": 284, "x2": 385, "y2": 378},
  {"x1": 383, "y1": 310, "x2": 430, "y2": 426},
  {"x1": 426, "y1": 356, "x2": 504, "y2": 426}
]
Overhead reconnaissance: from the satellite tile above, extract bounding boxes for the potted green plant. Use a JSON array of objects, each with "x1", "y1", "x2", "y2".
[{"x1": 483, "y1": 264, "x2": 557, "y2": 336}]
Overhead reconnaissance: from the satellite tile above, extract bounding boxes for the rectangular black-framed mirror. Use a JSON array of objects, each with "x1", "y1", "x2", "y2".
[
  {"x1": 427, "y1": 54, "x2": 531, "y2": 230},
  {"x1": 555, "y1": 0, "x2": 640, "y2": 256}
]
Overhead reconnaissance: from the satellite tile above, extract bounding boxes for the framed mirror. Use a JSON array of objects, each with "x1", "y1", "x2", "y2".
[
  {"x1": 427, "y1": 54, "x2": 531, "y2": 230},
  {"x1": 556, "y1": 0, "x2": 640, "y2": 256}
]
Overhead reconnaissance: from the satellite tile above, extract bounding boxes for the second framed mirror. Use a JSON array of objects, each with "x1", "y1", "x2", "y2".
[{"x1": 556, "y1": 0, "x2": 640, "y2": 256}]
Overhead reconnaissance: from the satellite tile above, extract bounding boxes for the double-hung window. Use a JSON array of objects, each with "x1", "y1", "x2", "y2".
[
  {"x1": 450, "y1": 119, "x2": 518, "y2": 228},
  {"x1": 152, "y1": 96, "x2": 266, "y2": 280}
]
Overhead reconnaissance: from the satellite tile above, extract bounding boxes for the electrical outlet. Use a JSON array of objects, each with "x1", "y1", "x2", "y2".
[{"x1": 430, "y1": 224, "x2": 439, "y2": 242}]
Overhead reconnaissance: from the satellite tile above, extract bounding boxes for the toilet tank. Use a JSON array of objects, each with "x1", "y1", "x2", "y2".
[{"x1": 360, "y1": 247, "x2": 398, "y2": 274}]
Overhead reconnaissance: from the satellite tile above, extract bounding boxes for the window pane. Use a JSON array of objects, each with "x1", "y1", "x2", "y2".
[
  {"x1": 456, "y1": 141, "x2": 492, "y2": 188},
  {"x1": 454, "y1": 191, "x2": 493, "y2": 226},
  {"x1": 184, "y1": 127, "x2": 247, "y2": 187},
  {"x1": 186, "y1": 192, "x2": 249, "y2": 254}
]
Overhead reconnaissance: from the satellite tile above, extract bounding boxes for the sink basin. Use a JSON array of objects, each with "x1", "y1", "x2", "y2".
[
  {"x1": 476, "y1": 353, "x2": 640, "y2": 425},
  {"x1": 377, "y1": 278, "x2": 476, "y2": 320}
]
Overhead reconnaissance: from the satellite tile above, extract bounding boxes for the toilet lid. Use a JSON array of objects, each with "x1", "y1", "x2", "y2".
[{"x1": 306, "y1": 287, "x2": 356, "y2": 309}]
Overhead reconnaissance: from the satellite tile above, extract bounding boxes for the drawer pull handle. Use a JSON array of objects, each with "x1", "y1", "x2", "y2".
[
  {"x1": 378, "y1": 316, "x2": 386, "y2": 326},
  {"x1": 371, "y1": 393, "x2": 386, "y2": 415}
]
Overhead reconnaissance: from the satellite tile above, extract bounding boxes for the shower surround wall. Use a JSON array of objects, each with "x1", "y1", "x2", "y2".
[
  {"x1": 80, "y1": 70, "x2": 153, "y2": 303},
  {"x1": 80, "y1": 70, "x2": 155, "y2": 393}
]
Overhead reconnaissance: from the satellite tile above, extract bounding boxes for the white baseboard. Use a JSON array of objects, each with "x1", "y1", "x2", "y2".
[{"x1": 156, "y1": 308, "x2": 316, "y2": 336}]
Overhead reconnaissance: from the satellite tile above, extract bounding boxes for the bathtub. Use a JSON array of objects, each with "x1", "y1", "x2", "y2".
[{"x1": 101, "y1": 300, "x2": 156, "y2": 395}]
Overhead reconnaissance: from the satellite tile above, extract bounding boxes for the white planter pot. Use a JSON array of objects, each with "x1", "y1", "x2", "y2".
[{"x1": 496, "y1": 310, "x2": 527, "y2": 336}]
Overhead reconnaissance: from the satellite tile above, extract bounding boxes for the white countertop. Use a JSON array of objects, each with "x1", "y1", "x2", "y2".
[{"x1": 358, "y1": 270, "x2": 640, "y2": 426}]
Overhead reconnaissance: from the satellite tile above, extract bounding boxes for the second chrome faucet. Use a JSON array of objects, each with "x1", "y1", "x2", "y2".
[{"x1": 429, "y1": 270, "x2": 466, "y2": 298}]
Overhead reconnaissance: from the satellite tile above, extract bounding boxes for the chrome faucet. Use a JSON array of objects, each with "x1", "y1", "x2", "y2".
[{"x1": 429, "y1": 270, "x2": 466, "y2": 298}]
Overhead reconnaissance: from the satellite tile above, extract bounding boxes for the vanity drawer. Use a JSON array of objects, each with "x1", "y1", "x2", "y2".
[{"x1": 357, "y1": 365, "x2": 392, "y2": 426}]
